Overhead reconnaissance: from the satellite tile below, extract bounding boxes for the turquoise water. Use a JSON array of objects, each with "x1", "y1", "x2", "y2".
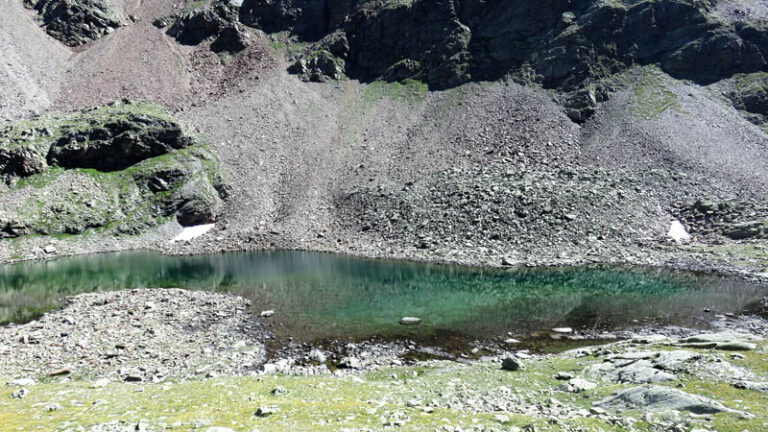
[{"x1": 0, "y1": 251, "x2": 765, "y2": 340}]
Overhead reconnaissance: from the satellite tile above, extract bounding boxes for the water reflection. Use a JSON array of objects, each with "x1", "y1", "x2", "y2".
[{"x1": 0, "y1": 251, "x2": 765, "y2": 340}]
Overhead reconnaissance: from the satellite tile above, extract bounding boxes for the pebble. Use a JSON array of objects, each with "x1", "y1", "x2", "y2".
[
  {"x1": 399, "y1": 317, "x2": 421, "y2": 325},
  {"x1": 11, "y1": 388, "x2": 29, "y2": 399},
  {"x1": 260, "y1": 310, "x2": 275, "y2": 318},
  {"x1": 255, "y1": 406, "x2": 280, "y2": 417}
]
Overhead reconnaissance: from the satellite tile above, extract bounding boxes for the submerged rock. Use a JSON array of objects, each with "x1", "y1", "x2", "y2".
[{"x1": 399, "y1": 317, "x2": 421, "y2": 326}]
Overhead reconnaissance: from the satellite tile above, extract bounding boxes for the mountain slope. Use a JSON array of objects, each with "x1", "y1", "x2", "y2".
[{"x1": 0, "y1": 0, "x2": 766, "y2": 271}]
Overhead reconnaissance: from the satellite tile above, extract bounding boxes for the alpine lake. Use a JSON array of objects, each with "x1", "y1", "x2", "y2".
[{"x1": 1, "y1": 251, "x2": 766, "y2": 345}]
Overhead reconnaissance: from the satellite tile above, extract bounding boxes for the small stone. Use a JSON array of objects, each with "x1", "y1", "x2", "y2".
[
  {"x1": 551, "y1": 327, "x2": 572, "y2": 334},
  {"x1": 48, "y1": 368, "x2": 71, "y2": 376},
  {"x1": 45, "y1": 403, "x2": 62, "y2": 411},
  {"x1": 494, "y1": 414, "x2": 510, "y2": 423},
  {"x1": 589, "y1": 407, "x2": 606, "y2": 415},
  {"x1": 308, "y1": 350, "x2": 327, "y2": 363},
  {"x1": 399, "y1": 317, "x2": 421, "y2": 325},
  {"x1": 255, "y1": 406, "x2": 280, "y2": 417},
  {"x1": 555, "y1": 371, "x2": 575, "y2": 380},
  {"x1": 43, "y1": 245, "x2": 57, "y2": 254},
  {"x1": 11, "y1": 388, "x2": 29, "y2": 399},
  {"x1": 271, "y1": 386, "x2": 287, "y2": 396},
  {"x1": 260, "y1": 310, "x2": 274, "y2": 318},
  {"x1": 504, "y1": 338, "x2": 521, "y2": 345},
  {"x1": 205, "y1": 428, "x2": 235, "y2": 432},
  {"x1": 91, "y1": 378, "x2": 110, "y2": 388},
  {"x1": 339, "y1": 356, "x2": 362, "y2": 369},
  {"x1": 501, "y1": 357, "x2": 525, "y2": 371}
]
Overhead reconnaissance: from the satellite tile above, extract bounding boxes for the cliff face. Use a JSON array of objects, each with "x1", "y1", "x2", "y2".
[{"x1": 178, "y1": 0, "x2": 755, "y2": 121}]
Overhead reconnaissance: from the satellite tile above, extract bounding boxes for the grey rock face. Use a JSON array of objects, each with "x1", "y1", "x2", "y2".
[
  {"x1": 585, "y1": 359, "x2": 678, "y2": 384},
  {"x1": 594, "y1": 386, "x2": 748, "y2": 416},
  {"x1": 239, "y1": 0, "x2": 767, "y2": 100}
]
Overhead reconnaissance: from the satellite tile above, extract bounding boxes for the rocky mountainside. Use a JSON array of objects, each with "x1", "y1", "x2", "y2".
[{"x1": 0, "y1": 0, "x2": 766, "y2": 271}]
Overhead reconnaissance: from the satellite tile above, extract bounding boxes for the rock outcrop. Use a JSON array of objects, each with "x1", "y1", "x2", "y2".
[
  {"x1": 46, "y1": 115, "x2": 195, "y2": 171},
  {"x1": 24, "y1": 0, "x2": 123, "y2": 46},
  {"x1": 0, "y1": 102, "x2": 228, "y2": 238},
  {"x1": 594, "y1": 385, "x2": 749, "y2": 416},
  {"x1": 160, "y1": 1, "x2": 249, "y2": 53},
  {"x1": 238, "y1": 0, "x2": 768, "y2": 103}
]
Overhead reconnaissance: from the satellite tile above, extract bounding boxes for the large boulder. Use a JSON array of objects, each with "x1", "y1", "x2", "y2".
[{"x1": 594, "y1": 386, "x2": 749, "y2": 416}]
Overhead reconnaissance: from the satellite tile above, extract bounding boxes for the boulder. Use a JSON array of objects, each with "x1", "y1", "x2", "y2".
[
  {"x1": 288, "y1": 50, "x2": 346, "y2": 82},
  {"x1": 501, "y1": 357, "x2": 525, "y2": 371},
  {"x1": 594, "y1": 386, "x2": 749, "y2": 416},
  {"x1": 0, "y1": 148, "x2": 47, "y2": 181},
  {"x1": 338, "y1": 356, "x2": 362, "y2": 369}
]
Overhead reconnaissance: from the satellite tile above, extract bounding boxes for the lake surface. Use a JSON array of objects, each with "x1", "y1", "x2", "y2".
[{"x1": 0, "y1": 251, "x2": 765, "y2": 340}]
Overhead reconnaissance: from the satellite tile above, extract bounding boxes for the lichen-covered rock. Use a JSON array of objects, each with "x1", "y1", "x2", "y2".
[{"x1": 24, "y1": 0, "x2": 123, "y2": 46}]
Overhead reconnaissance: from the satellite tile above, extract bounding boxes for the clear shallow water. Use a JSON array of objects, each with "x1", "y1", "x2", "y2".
[{"x1": 0, "y1": 251, "x2": 765, "y2": 340}]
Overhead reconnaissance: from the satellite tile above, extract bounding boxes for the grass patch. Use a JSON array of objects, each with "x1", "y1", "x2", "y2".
[
  {"x1": 2, "y1": 342, "x2": 767, "y2": 431},
  {"x1": 630, "y1": 69, "x2": 679, "y2": 120},
  {"x1": 363, "y1": 79, "x2": 429, "y2": 107}
]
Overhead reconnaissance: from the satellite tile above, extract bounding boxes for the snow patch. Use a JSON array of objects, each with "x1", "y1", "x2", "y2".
[
  {"x1": 171, "y1": 224, "x2": 215, "y2": 242},
  {"x1": 668, "y1": 220, "x2": 691, "y2": 242}
]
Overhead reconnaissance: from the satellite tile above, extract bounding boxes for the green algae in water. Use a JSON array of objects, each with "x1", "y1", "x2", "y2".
[{"x1": 0, "y1": 251, "x2": 765, "y2": 339}]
